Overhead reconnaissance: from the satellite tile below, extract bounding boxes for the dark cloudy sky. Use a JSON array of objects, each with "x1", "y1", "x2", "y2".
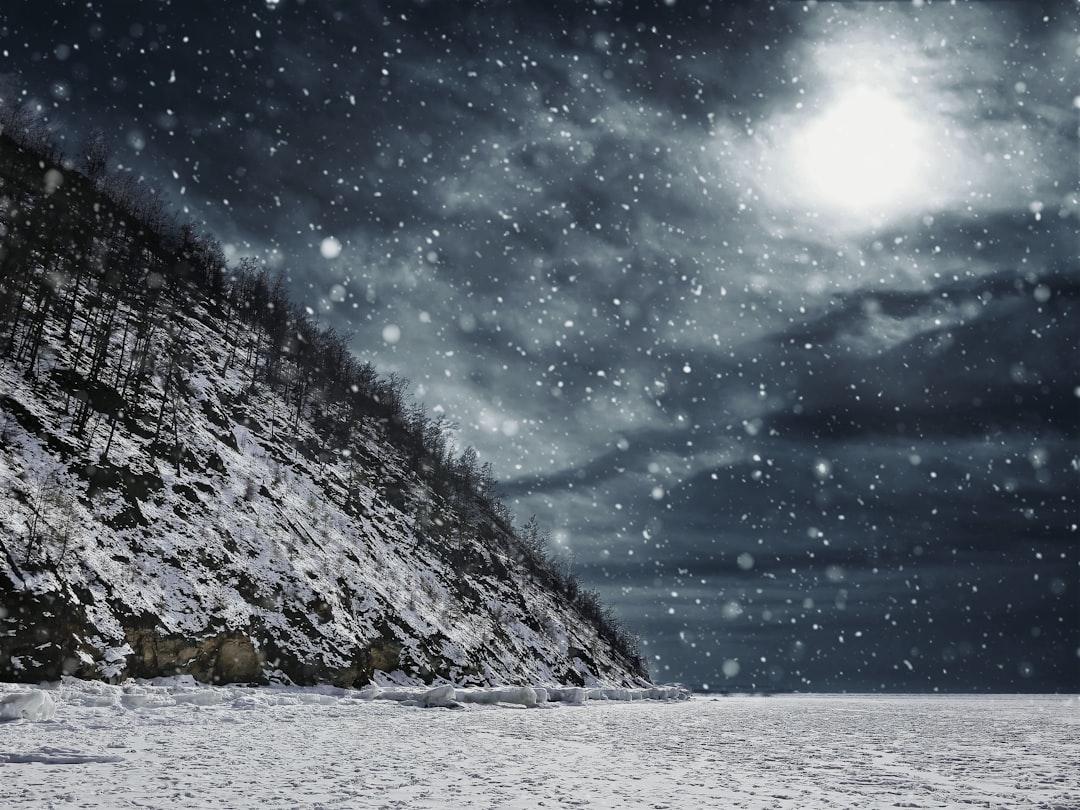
[{"x1": 6, "y1": 0, "x2": 1078, "y2": 692}]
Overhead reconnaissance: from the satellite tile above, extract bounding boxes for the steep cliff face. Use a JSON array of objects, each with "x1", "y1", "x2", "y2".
[{"x1": 0, "y1": 132, "x2": 647, "y2": 688}]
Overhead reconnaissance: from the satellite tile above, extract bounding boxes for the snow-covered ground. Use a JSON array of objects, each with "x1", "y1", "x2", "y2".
[{"x1": 1, "y1": 680, "x2": 1077, "y2": 809}]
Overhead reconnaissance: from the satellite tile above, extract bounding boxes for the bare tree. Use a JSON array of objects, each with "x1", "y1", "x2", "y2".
[
  {"x1": 22, "y1": 465, "x2": 78, "y2": 568},
  {"x1": 79, "y1": 128, "x2": 110, "y2": 183}
]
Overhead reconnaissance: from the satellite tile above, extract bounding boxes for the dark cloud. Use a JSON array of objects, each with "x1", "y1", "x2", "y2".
[{"x1": 6, "y1": 0, "x2": 1077, "y2": 691}]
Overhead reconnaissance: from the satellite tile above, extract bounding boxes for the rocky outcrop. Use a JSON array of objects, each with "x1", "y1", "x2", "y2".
[
  {"x1": 0, "y1": 580, "x2": 100, "y2": 682},
  {"x1": 123, "y1": 627, "x2": 263, "y2": 684}
]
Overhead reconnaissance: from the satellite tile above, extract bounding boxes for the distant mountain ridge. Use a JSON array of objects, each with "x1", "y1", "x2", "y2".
[{"x1": 0, "y1": 110, "x2": 647, "y2": 688}]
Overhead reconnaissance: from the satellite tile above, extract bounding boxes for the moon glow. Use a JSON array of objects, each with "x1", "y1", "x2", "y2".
[{"x1": 788, "y1": 87, "x2": 933, "y2": 221}]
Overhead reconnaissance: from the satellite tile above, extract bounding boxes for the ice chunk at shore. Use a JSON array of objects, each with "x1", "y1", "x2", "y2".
[
  {"x1": 0, "y1": 690, "x2": 57, "y2": 722},
  {"x1": 0, "y1": 678, "x2": 687, "y2": 719},
  {"x1": 420, "y1": 684, "x2": 459, "y2": 708},
  {"x1": 358, "y1": 683, "x2": 687, "y2": 707},
  {"x1": 547, "y1": 686, "x2": 586, "y2": 704},
  {"x1": 494, "y1": 686, "x2": 538, "y2": 707}
]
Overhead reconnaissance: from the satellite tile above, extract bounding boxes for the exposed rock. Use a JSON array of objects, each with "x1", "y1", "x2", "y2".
[
  {"x1": 124, "y1": 627, "x2": 263, "y2": 684},
  {"x1": 0, "y1": 581, "x2": 100, "y2": 682}
]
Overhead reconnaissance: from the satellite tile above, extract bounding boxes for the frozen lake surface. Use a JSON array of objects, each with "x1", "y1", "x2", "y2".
[{"x1": 2, "y1": 680, "x2": 1077, "y2": 808}]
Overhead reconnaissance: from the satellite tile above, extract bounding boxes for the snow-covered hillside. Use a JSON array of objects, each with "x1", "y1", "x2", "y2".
[{"x1": 0, "y1": 130, "x2": 646, "y2": 688}]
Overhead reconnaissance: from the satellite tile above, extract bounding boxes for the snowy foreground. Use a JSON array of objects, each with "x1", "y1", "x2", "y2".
[{"x1": 1, "y1": 679, "x2": 1077, "y2": 809}]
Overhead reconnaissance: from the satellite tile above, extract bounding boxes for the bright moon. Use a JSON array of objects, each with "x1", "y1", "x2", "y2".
[{"x1": 788, "y1": 87, "x2": 933, "y2": 220}]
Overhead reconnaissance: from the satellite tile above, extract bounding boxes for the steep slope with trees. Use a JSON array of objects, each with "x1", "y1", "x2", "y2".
[{"x1": 0, "y1": 107, "x2": 647, "y2": 688}]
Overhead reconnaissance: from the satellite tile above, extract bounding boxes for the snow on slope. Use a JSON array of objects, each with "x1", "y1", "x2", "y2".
[
  {"x1": 0, "y1": 275, "x2": 643, "y2": 687},
  {"x1": 1, "y1": 679, "x2": 1076, "y2": 809}
]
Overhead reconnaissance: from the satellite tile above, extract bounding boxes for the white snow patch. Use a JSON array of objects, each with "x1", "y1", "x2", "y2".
[{"x1": 1, "y1": 680, "x2": 1076, "y2": 809}]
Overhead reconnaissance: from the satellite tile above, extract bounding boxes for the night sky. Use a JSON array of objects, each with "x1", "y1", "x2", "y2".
[{"x1": 5, "y1": 1, "x2": 1078, "y2": 692}]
